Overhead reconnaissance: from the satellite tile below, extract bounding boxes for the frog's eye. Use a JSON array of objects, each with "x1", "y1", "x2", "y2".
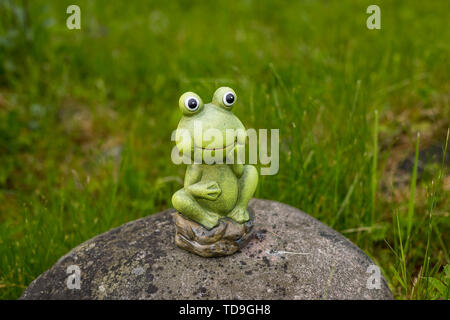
[
  {"x1": 178, "y1": 92, "x2": 203, "y2": 115},
  {"x1": 185, "y1": 96, "x2": 199, "y2": 111},
  {"x1": 212, "y1": 87, "x2": 237, "y2": 109},
  {"x1": 223, "y1": 92, "x2": 236, "y2": 107}
]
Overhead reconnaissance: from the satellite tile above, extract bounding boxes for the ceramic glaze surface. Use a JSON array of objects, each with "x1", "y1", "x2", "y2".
[{"x1": 172, "y1": 87, "x2": 258, "y2": 231}]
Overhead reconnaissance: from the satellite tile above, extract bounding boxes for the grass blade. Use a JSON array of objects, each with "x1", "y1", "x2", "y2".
[{"x1": 405, "y1": 132, "x2": 420, "y2": 253}]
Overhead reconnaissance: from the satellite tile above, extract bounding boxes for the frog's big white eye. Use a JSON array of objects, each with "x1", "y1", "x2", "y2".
[
  {"x1": 184, "y1": 96, "x2": 199, "y2": 111},
  {"x1": 223, "y1": 92, "x2": 236, "y2": 107}
]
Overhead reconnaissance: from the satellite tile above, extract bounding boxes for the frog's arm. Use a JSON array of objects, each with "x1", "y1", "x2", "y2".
[
  {"x1": 185, "y1": 165, "x2": 221, "y2": 200},
  {"x1": 184, "y1": 164, "x2": 202, "y2": 187},
  {"x1": 231, "y1": 143, "x2": 246, "y2": 177}
]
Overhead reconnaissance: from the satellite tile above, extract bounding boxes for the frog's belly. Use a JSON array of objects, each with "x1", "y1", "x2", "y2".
[{"x1": 198, "y1": 164, "x2": 238, "y2": 215}]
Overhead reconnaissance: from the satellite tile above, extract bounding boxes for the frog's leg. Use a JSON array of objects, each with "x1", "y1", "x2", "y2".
[
  {"x1": 172, "y1": 188, "x2": 220, "y2": 230},
  {"x1": 173, "y1": 164, "x2": 220, "y2": 230},
  {"x1": 228, "y1": 164, "x2": 258, "y2": 223}
]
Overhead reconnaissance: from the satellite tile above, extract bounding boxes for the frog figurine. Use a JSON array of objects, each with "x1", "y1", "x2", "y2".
[{"x1": 171, "y1": 87, "x2": 258, "y2": 257}]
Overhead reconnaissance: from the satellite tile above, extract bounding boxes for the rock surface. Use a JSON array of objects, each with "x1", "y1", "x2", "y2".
[
  {"x1": 174, "y1": 209, "x2": 255, "y2": 257},
  {"x1": 21, "y1": 199, "x2": 393, "y2": 300}
]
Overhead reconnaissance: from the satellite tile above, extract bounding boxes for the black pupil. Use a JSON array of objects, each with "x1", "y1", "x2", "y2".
[
  {"x1": 225, "y1": 93, "x2": 235, "y2": 104},
  {"x1": 187, "y1": 98, "x2": 198, "y2": 110}
]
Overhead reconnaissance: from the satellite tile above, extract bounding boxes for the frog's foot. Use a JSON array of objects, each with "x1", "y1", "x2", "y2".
[
  {"x1": 198, "y1": 211, "x2": 220, "y2": 230},
  {"x1": 227, "y1": 206, "x2": 250, "y2": 224},
  {"x1": 172, "y1": 189, "x2": 221, "y2": 230}
]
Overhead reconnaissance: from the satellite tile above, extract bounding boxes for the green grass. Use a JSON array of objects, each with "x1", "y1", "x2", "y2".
[{"x1": 0, "y1": 0, "x2": 449, "y2": 299}]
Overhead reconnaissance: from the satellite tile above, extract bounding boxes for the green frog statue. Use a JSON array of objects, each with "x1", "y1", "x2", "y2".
[{"x1": 171, "y1": 87, "x2": 258, "y2": 257}]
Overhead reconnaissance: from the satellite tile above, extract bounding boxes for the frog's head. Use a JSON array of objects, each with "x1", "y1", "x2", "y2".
[{"x1": 175, "y1": 87, "x2": 247, "y2": 162}]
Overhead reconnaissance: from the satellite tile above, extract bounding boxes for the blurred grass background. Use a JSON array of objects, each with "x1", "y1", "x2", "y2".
[{"x1": 0, "y1": 0, "x2": 449, "y2": 299}]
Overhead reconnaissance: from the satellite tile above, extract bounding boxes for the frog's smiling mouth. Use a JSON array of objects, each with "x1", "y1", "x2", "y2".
[{"x1": 194, "y1": 141, "x2": 236, "y2": 151}]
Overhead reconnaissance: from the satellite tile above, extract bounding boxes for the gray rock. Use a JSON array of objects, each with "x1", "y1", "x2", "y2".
[{"x1": 21, "y1": 199, "x2": 393, "y2": 300}]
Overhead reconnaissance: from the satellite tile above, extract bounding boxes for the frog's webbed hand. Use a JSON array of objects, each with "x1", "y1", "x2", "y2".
[{"x1": 186, "y1": 181, "x2": 221, "y2": 200}]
